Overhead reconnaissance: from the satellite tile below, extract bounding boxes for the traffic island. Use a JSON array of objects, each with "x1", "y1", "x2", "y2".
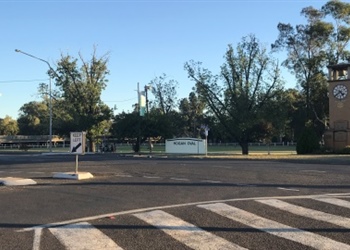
[
  {"x1": 0, "y1": 177, "x2": 37, "y2": 186},
  {"x1": 53, "y1": 172, "x2": 94, "y2": 180}
]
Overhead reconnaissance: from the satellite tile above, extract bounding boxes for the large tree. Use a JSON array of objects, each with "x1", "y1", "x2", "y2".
[
  {"x1": 50, "y1": 48, "x2": 113, "y2": 151},
  {"x1": 17, "y1": 101, "x2": 49, "y2": 135},
  {"x1": 272, "y1": 0, "x2": 350, "y2": 135},
  {"x1": 0, "y1": 116, "x2": 19, "y2": 135},
  {"x1": 185, "y1": 35, "x2": 285, "y2": 154},
  {"x1": 179, "y1": 92, "x2": 206, "y2": 137},
  {"x1": 148, "y1": 73, "x2": 179, "y2": 114}
]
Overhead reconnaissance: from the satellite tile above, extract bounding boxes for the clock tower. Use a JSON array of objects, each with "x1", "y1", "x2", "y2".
[{"x1": 324, "y1": 63, "x2": 350, "y2": 150}]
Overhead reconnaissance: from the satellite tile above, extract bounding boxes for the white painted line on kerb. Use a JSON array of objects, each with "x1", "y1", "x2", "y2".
[
  {"x1": 257, "y1": 199, "x2": 350, "y2": 228},
  {"x1": 277, "y1": 187, "x2": 300, "y2": 192},
  {"x1": 49, "y1": 222, "x2": 123, "y2": 250},
  {"x1": 170, "y1": 177, "x2": 190, "y2": 181},
  {"x1": 313, "y1": 197, "x2": 350, "y2": 209},
  {"x1": 133, "y1": 210, "x2": 247, "y2": 250},
  {"x1": 199, "y1": 203, "x2": 350, "y2": 250},
  {"x1": 19, "y1": 192, "x2": 350, "y2": 232}
]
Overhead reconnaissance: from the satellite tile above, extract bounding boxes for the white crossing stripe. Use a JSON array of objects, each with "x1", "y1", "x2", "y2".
[
  {"x1": 49, "y1": 222, "x2": 123, "y2": 250},
  {"x1": 313, "y1": 197, "x2": 350, "y2": 209},
  {"x1": 257, "y1": 199, "x2": 350, "y2": 228},
  {"x1": 133, "y1": 210, "x2": 247, "y2": 250},
  {"x1": 198, "y1": 203, "x2": 350, "y2": 250}
]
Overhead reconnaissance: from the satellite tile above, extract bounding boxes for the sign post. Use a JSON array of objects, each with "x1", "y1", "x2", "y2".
[
  {"x1": 201, "y1": 125, "x2": 210, "y2": 156},
  {"x1": 53, "y1": 131, "x2": 93, "y2": 180},
  {"x1": 70, "y1": 132, "x2": 86, "y2": 173}
]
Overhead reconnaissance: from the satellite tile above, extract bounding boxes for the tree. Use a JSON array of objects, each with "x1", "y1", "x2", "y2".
[
  {"x1": 0, "y1": 116, "x2": 19, "y2": 135},
  {"x1": 17, "y1": 101, "x2": 49, "y2": 135},
  {"x1": 179, "y1": 92, "x2": 206, "y2": 137},
  {"x1": 185, "y1": 34, "x2": 285, "y2": 155},
  {"x1": 149, "y1": 74, "x2": 179, "y2": 114},
  {"x1": 272, "y1": 0, "x2": 350, "y2": 135},
  {"x1": 50, "y1": 48, "x2": 113, "y2": 151},
  {"x1": 321, "y1": 0, "x2": 350, "y2": 64}
]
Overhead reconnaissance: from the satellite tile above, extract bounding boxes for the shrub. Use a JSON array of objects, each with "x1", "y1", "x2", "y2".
[
  {"x1": 19, "y1": 144, "x2": 31, "y2": 151},
  {"x1": 296, "y1": 126, "x2": 320, "y2": 154},
  {"x1": 132, "y1": 143, "x2": 140, "y2": 153},
  {"x1": 335, "y1": 145, "x2": 350, "y2": 154}
]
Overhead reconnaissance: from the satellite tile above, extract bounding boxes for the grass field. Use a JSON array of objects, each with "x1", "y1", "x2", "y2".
[
  {"x1": 1, "y1": 143, "x2": 350, "y2": 165},
  {"x1": 0, "y1": 143, "x2": 297, "y2": 155}
]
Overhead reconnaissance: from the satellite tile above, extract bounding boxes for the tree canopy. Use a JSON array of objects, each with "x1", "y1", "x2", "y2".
[
  {"x1": 185, "y1": 35, "x2": 285, "y2": 154},
  {"x1": 49, "y1": 48, "x2": 113, "y2": 151}
]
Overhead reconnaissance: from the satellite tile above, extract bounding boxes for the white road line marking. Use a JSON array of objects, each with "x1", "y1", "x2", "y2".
[
  {"x1": 313, "y1": 197, "x2": 350, "y2": 209},
  {"x1": 257, "y1": 199, "x2": 350, "y2": 228},
  {"x1": 114, "y1": 174, "x2": 132, "y2": 178},
  {"x1": 49, "y1": 222, "x2": 123, "y2": 250},
  {"x1": 32, "y1": 228, "x2": 42, "y2": 250},
  {"x1": 19, "y1": 192, "x2": 350, "y2": 232},
  {"x1": 277, "y1": 187, "x2": 300, "y2": 192},
  {"x1": 170, "y1": 177, "x2": 189, "y2": 181},
  {"x1": 199, "y1": 203, "x2": 350, "y2": 250},
  {"x1": 133, "y1": 210, "x2": 247, "y2": 250},
  {"x1": 143, "y1": 176, "x2": 161, "y2": 179}
]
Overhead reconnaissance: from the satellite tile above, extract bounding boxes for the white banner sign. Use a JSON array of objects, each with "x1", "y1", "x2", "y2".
[{"x1": 165, "y1": 138, "x2": 206, "y2": 154}]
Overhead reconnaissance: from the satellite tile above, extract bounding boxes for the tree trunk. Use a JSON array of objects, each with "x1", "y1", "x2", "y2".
[
  {"x1": 240, "y1": 141, "x2": 249, "y2": 155},
  {"x1": 87, "y1": 137, "x2": 95, "y2": 152}
]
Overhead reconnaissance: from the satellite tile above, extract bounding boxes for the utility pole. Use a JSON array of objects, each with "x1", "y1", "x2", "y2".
[{"x1": 15, "y1": 49, "x2": 53, "y2": 152}]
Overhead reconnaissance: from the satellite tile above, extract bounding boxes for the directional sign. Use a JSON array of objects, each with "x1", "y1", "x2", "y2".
[{"x1": 70, "y1": 132, "x2": 86, "y2": 154}]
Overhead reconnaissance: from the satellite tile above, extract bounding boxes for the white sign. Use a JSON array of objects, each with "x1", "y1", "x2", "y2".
[
  {"x1": 165, "y1": 138, "x2": 206, "y2": 154},
  {"x1": 70, "y1": 132, "x2": 86, "y2": 154}
]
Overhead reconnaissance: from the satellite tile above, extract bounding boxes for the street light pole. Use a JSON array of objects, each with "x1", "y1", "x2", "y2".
[{"x1": 15, "y1": 49, "x2": 53, "y2": 152}]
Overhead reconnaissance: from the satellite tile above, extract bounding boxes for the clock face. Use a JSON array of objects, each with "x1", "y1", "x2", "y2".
[{"x1": 333, "y1": 84, "x2": 348, "y2": 100}]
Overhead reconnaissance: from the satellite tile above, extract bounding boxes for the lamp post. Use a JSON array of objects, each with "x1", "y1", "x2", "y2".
[{"x1": 15, "y1": 49, "x2": 53, "y2": 152}]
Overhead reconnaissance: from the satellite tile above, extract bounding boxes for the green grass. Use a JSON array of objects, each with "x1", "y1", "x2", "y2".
[
  {"x1": 2, "y1": 143, "x2": 350, "y2": 165},
  {"x1": 0, "y1": 143, "x2": 296, "y2": 155}
]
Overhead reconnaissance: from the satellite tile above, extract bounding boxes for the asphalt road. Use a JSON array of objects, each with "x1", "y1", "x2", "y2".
[{"x1": 1, "y1": 153, "x2": 350, "y2": 249}]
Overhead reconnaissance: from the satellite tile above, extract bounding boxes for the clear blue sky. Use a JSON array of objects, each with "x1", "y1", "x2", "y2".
[{"x1": 0, "y1": 0, "x2": 327, "y2": 119}]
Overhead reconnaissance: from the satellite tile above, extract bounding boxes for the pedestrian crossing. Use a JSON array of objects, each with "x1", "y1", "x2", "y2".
[{"x1": 31, "y1": 196, "x2": 350, "y2": 250}]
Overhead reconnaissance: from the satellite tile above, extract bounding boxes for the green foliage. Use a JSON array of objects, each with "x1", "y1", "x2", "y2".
[
  {"x1": 17, "y1": 101, "x2": 49, "y2": 135},
  {"x1": 0, "y1": 116, "x2": 19, "y2": 135},
  {"x1": 185, "y1": 34, "x2": 285, "y2": 155},
  {"x1": 179, "y1": 92, "x2": 206, "y2": 137},
  {"x1": 296, "y1": 123, "x2": 320, "y2": 154},
  {"x1": 19, "y1": 144, "x2": 31, "y2": 151},
  {"x1": 149, "y1": 74, "x2": 179, "y2": 114},
  {"x1": 50, "y1": 48, "x2": 113, "y2": 150},
  {"x1": 333, "y1": 145, "x2": 350, "y2": 154},
  {"x1": 272, "y1": 0, "x2": 350, "y2": 132}
]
